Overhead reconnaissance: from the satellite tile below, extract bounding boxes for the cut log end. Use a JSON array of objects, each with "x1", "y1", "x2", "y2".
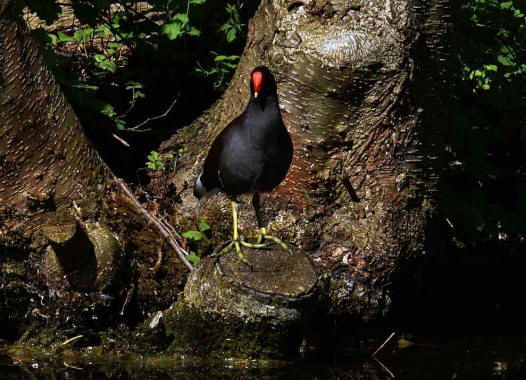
[
  {"x1": 218, "y1": 245, "x2": 317, "y2": 299},
  {"x1": 166, "y1": 246, "x2": 319, "y2": 358}
]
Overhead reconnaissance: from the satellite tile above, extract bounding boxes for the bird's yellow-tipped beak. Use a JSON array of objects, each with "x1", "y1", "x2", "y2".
[{"x1": 254, "y1": 91, "x2": 259, "y2": 98}]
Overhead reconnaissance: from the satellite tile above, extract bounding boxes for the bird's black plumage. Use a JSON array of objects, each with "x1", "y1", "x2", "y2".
[{"x1": 194, "y1": 66, "x2": 293, "y2": 199}]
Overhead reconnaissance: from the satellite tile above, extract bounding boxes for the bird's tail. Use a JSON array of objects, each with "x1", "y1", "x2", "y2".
[{"x1": 193, "y1": 171, "x2": 219, "y2": 199}]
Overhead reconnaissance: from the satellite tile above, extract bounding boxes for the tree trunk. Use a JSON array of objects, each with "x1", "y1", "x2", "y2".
[
  {"x1": 161, "y1": 0, "x2": 451, "y2": 329},
  {"x1": 1, "y1": 1, "x2": 187, "y2": 343},
  {"x1": 0, "y1": 3, "x2": 110, "y2": 213},
  {"x1": 0, "y1": 0, "x2": 452, "y2": 358}
]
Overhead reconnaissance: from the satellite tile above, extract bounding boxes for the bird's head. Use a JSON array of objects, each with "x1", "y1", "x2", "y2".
[{"x1": 250, "y1": 66, "x2": 277, "y2": 101}]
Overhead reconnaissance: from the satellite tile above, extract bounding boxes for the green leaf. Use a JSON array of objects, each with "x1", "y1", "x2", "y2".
[
  {"x1": 148, "y1": 151, "x2": 160, "y2": 160},
  {"x1": 57, "y1": 31, "x2": 74, "y2": 42},
  {"x1": 485, "y1": 64, "x2": 497, "y2": 72},
  {"x1": 183, "y1": 231, "x2": 203, "y2": 241},
  {"x1": 126, "y1": 83, "x2": 143, "y2": 90},
  {"x1": 191, "y1": 0, "x2": 206, "y2": 4},
  {"x1": 73, "y1": 28, "x2": 94, "y2": 43},
  {"x1": 226, "y1": 28, "x2": 236, "y2": 43},
  {"x1": 214, "y1": 54, "x2": 239, "y2": 62},
  {"x1": 47, "y1": 33, "x2": 58, "y2": 46},
  {"x1": 100, "y1": 104, "x2": 115, "y2": 118},
  {"x1": 115, "y1": 119, "x2": 126, "y2": 130},
  {"x1": 497, "y1": 55, "x2": 514, "y2": 66},
  {"x1": 162, "y1": 23, "x2": 183, "y2": 40},
  {"x1": 187, "y1": 252, "x2": 200, "y2": 266},
  {"x1": 100, "y1": 60, "x2": 117, "y2": 72},
  {"x1": 173, "y1": 13, "x2": 189, "y2": 26},
  {"x1": 71, "y1": 83, "x2": 99, "y2": 91},
  {"x1": 188, "y1": 27, "x2": 201, "y2": 36},
  {"x1": 198, "y1": 219, "x2": 210, "y2": 232}
]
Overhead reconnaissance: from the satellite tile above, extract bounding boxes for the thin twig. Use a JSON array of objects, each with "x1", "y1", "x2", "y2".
[
  {"x1": 152, "y1": 247, "x2": 163, "y2": 272},
  {"x1": 121, "y1": 2, "x2": 159, "y2": 28},
  {"x1": 60, "y1": 335, "x2": 84, "y2": 347},
  {"x1": 115, "y1": 177, "x2": 193, "y2": 271},
  {"x1": 371, "y1": 332, "x2": 396, "y2": 357},
  {"x1": 63, "y1": 361, "x2": 83, "y2": 370},
  {"x1": 159, "y1": 216, "x2": 184, "y2": 242},
  {"x1": 127, "y1": 94, "x2": 179, "y2": 131},
  {"x1": 112, "y1": 133, "x2": 130, "y2": 148},
  {"x1": 120, "y1": 284, "x2": 134, "y2": 316},
  {"x1": 371, "y1": 356, "x2": 395, "y2": 378},
  {"x1": 116, "y1": 101, "x2": 136, "y2": 119},
  {"x1": 151, "y1": 213, "x2": 188, "y2": 256}
]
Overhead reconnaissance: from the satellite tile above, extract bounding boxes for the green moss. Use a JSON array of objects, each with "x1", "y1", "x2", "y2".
[{"x1": 164, "y1": 303, "x2": 302, "y2": 359}]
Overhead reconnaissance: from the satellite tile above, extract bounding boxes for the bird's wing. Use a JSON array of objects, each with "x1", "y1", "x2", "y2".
[{"x1": 199, "y1": 129, "x2": 226, "y2": 192}]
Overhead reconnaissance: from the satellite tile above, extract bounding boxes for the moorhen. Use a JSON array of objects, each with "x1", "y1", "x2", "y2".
[{"x1": 193, "y1": 66, "x2": 293, "y2": 264}]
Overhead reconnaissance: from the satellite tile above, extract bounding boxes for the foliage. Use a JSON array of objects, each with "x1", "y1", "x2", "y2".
[
  {"x1": 444, "y1": 0, "x2": 525, "y2": 250},
  {"x1": 146, "y1": 150, "x2": 165, "y2": 171},
  {"x1": 183, "y1": 218, "x2": 211, "y2": 266},
  {"x1": 219, "y1": 2, "x2": 244, "y2": 43},
  {"x1": 183, "y1": 218, "x2": 210, "y2": 241},
  {"x1": 145, "y1": 148, "x2": 182, "y2": 171},
  {"x1": 195, "y1": 53, "x2": 240, "y2": 89},
  {"x1": 25, "y1": 0, "x2": 254, "y2": 174},
  {"x1": 25, "y1": 1, "x2": 525, "y2": 254}
]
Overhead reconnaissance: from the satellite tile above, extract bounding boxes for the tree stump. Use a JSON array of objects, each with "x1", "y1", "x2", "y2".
[{"x1": 164, "y1": 246, "x2": 318, "y2": 359}]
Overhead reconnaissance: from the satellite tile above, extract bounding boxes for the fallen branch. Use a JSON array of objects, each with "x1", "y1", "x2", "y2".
[{"x1": 115, "y1": 176, "x2": 193, "y2": 271}]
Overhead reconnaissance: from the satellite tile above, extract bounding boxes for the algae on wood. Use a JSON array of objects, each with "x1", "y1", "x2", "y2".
[{"x1": 166, "y1": 247, "x2": 317, "y2": 358}]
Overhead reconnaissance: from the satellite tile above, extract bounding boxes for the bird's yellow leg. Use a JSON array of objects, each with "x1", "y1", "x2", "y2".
[
  {"x1": 215, "y1": 201, "x2": 264, "y2": 264},
  {"x1": 256, "y1": 227, "x2": 290, "y2": 251},
  {"x1": 252, "y1": 193, "x2": 290, "y2": 252}
]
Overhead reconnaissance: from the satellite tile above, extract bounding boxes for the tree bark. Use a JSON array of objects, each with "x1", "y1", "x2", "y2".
[
  {"x1": 162, "y1": 0, "x2": 451, "y2": 324},
  {"x1": 0, "y1": 0, "x2": 452, "y2": 357},
  {"x1": 0, "y1": 1, "x2": 187, "y2": 343},
  {"x1": 0, "y1": 1, "x2": 109, "y2": 213}
]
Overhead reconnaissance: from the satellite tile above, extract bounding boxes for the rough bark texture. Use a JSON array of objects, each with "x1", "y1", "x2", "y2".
[
  {"x1": 0, "y1": 3, "x2": 108, "y2": 213},
  {"x1": 162, "y1": 0, "x2": 451, "y2": 322},
  {"x1": 0, "y1": 0, "x2": 451, "y2": 359},
  {"x1": 0, "y1": 2, "x2": 187, "y2": 345}
]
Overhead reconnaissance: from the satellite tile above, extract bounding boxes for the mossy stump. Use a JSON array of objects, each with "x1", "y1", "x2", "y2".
[
  {"x1": 165, "y1": 246, "x2": 318, "y2": 359},
  {"x1": 38, "y1": 211, "x2": 120, "y2": 291}
]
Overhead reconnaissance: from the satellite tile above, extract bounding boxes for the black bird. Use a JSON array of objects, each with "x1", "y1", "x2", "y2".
[{"x1": 193, "y1": 66, "x2": 293, "y2": 263}]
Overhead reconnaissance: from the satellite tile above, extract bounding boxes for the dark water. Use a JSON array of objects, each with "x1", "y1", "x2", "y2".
[{"x1": 2, "y1": 333, "x2": 526, "y2": 379}]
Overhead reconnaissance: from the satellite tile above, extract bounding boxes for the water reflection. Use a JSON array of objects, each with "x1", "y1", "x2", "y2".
[{"x1": 2, "y1": 333, "x2": 526, "y2": 379}]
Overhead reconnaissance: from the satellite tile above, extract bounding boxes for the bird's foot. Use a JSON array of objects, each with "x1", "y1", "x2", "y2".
[
  {"x1": 255, "y1": 227, "x2": 292, "y2": 255},
  {"x1": 214, "y1": 238, "x2": 266, "y2": 269}
]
